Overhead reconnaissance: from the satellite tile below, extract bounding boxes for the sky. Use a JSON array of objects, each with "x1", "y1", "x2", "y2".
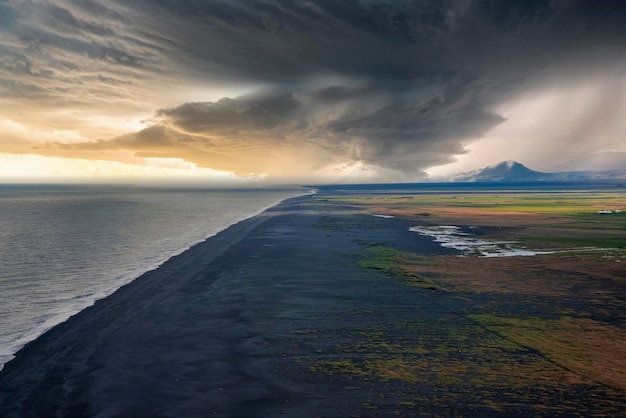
[{"x1": 1, "y1": 0, "x2": 625, "y2": 185}]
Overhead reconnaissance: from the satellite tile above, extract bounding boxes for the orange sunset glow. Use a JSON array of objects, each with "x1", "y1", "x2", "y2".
[{"x1": 1, "y1": 1, "x2": 624, "y2": 184}]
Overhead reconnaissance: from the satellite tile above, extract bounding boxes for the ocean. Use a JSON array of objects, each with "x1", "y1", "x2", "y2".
[{"x1": 0, "y1": 185, "x2": 304, "y2": 369}]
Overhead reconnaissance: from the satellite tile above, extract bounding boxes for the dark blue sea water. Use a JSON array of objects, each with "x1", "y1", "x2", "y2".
[{"x1": 0, "y1": 185, "x2": 304, "y2": 369}]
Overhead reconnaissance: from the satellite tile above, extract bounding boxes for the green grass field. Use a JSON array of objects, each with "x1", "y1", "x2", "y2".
[{"x1": 325, "y1": 191, "x2": 626, "y2": 251}]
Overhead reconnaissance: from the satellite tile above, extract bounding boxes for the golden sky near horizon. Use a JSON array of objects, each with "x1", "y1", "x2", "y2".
[{"x1": 1, "y1": 1, "x2": 625, "y2": 184}]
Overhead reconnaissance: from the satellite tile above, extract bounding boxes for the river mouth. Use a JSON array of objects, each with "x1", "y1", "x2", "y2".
[{"x1": 409, "y1": 225, "x2": 554, "y2": 257}]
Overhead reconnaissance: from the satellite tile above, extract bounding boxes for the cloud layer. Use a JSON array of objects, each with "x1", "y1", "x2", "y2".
[{"x1": 1, "y1": 0, "x2": 625, "y2": 181}]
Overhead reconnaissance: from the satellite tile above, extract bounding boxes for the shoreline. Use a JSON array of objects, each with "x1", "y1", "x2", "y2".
[
  {"x1": 0, "y1": 191, "x2": 623, "y2": 417},
  {"x1": 0, "y1": 191, "x2": 307, "y2": 371},
  {"x1": 0, "y1": 194, "x2": 325, "y2": 416},
  {"x1": 1, "y1": 193, "x2": 299, "y2": 360}
]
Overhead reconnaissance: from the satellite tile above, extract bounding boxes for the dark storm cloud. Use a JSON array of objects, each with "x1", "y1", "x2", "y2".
[
  {"x1": 125, "y1": 0, "x2": 626, "y2": 82},
  {"x1": 127, "y1": 0, "x2": 626, "y2": 174},
  {"x1": 154, "y1": 79, "x2": 504, "y2": 173},
  {"x1": 123, "y1": 0, "x2": 450, "y2": 83},
  {"x1": 158, "y1": 92, "x2": 302, "y2": 132},
  {"x1": 3, "y1": 0, "x2": 626, "y2": 177}
]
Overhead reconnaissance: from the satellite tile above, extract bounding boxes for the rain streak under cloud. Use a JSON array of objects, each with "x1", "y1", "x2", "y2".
[{"x1": 0, "y1": 0, "x2": 625, "y2": 183}]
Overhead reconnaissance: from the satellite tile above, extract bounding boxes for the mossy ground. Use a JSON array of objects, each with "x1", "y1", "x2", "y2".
[
  {"x1": 298, "y1": 191, "x2": 626, "y2": 415},
  {"x1": 358, "y1": 245, "x2": 446, "y2": 290}
]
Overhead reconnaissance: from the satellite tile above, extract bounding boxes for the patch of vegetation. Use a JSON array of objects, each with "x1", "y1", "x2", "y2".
[
  {"x1": 572, "y1": 211, "x2": 626, "y2": 226},
  {"x1": 302, "y1": 314, "x2": 626, "y2": 415},
  {"x1": 358, "y1": 245, "x2": 446, "y2": 290},
  {"x1": 330, "y1": 192, "x2": 626, "y2": 217},
  {"x1": 308, "y1": 359, "x2": 369, "y2": 377},
  {"x1": 469, "y1": 314, "x2": 626, "y2": 390},
  {"x1": 524, "y1": 236, "x2": 625, "y2": 248},
  {"x1": 357, "y1": 245, "x2": 398, "y2": 272}
]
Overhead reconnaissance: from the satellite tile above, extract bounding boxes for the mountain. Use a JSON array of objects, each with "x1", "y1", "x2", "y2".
[
  {"x1": 452, "y1": 161, "x2": 543, "y2": 182},
  {"x1": 450, "y1": 161, "x2": 626, "y2": 182}
]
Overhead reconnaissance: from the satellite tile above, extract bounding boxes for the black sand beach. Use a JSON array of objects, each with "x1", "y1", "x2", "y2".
[{"x1": 0, "y1": 195, "x2": 624, "y2": 417}]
